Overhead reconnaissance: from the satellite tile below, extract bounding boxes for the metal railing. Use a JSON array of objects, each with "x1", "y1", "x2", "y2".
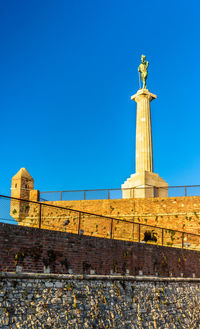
[
  {"x1": 39, "y1": 185, "x2": 200, "y2": 201},
  {"x1": 0, "y1": 194, "x2": 200, "y2": 251}
]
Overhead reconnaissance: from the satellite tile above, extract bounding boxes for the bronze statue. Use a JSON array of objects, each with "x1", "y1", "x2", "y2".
[{"x1": 138, "y1": 55, "x2": 149, "y2": 89}]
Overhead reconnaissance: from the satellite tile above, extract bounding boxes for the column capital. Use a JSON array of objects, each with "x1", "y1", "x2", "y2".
[{"x1": 131, "y1": 89, "x2": 157, "y2": 102}]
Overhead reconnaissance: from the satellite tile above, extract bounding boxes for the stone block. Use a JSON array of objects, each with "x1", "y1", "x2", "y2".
[{"x1": 122, "y1": 171, "x2": 168, "y2": 198}]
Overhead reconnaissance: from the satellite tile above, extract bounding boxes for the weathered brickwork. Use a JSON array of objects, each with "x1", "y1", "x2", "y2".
[
  {"x1": 0, "y1": 273, "x2": 200, "y2": 329},
  {"x1": 0, "y1": 223, "x2": 200, "y2": 277}
]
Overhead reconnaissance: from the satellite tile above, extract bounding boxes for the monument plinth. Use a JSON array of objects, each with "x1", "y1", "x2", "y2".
[
  {"x1": 122, "y1": 88, "x2": 168, "y2": 198},
  {"x1": 122, "y1": 56, "x2": 168, "y2": 198}
]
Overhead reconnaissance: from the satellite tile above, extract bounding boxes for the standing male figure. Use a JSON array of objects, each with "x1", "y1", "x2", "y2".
[{"x1": 138, "y1": 55, "x2": 149, "y2": 89}]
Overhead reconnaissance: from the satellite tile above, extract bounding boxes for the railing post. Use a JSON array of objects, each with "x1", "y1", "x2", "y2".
[
  {"x1": 182, "y1": 232, "x2": 184, "y2": 248},
  {"x1": 185, "y1": 186, "x2": 187, "y2": 197},
  {"x1": 138, "y1": 224, "x2": 140, "y2": 242},
  {"x1": 83, "y1": 191, "x2": 86, "y2": 200},
  {"x1": 162, "y1": 228, "x2": 164, "y2": 246},
  {"x1": 110, "y1": 218, "x2": 113, "y2": 239},
  {"x1": 39, "y1": 204, "x2": 42, "y2": 229},
  {"x1": 108, "y1": 190, "x2": 110, "y2": 200},
  {"x1": 78, "y1": 213, "x2": 81, "y2": 234},
  {"x1": 60, "y1": 191, "x2": 62, "y2": 201}
]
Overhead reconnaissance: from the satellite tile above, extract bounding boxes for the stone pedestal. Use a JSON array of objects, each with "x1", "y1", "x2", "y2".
[
  {"x1": 122, "y1": 171, "x2": 168, "y2": 198},
  {"x1": 122, "y1": 89, "x2": 168, "y2": 198}
]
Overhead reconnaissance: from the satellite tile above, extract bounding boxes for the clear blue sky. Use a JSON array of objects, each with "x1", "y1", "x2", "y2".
[{"x1": 0, "y1": 0, "x2": 200, "y2": 195}]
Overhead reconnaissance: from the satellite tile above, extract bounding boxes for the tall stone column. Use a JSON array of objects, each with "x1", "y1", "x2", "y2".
[
  {"x1": 134, "y1": 89, "x2": 155, "y2": 173},
  {"x1": 122, "y1": 89, "x2": 168, "y2": 198}
]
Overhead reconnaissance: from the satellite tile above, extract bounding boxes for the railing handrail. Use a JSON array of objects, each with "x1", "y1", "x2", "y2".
[
  {"x1": 3, "y1": 194, "x2": 200, "y2": 238},
  {"x1": 39, "y1": 184, "x2": 200, "y2": 194}
]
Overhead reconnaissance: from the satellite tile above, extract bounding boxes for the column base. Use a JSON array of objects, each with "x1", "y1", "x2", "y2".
[{"x1": 121, "y1": 171, "x2": 168, "y2": 198}]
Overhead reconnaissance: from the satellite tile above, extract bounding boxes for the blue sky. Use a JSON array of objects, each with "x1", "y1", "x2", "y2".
[{"x1": 0, "y1": 0, "x2": 200, "y2": 195}]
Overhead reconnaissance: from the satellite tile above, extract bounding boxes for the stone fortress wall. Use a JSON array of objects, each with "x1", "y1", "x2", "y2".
[
  {"x1": 45, "y1": 196, "x2": 200, "y2": 235},
  {"x1": 0, "y1": 273, "x2": 200, "y2": 329},
  {"x1": 10, "y1": 168, "x2": 200, "y2": 249},
  {"x1": 10, "y1": 196, "x2": 200, "y2": 249},
  {"x1": 6, "y1": 167, "x2": 200, "y2": 329}
]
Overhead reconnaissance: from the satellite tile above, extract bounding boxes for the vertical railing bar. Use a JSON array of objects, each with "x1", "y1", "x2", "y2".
[
  {"x1": 83, "y1": 191, "x2": 86, "y2": 200},
  {"x1": 39, "y1": 203, "x2": 42, "y2": 229},
  {"x1": 108, "y1": 190, "x2": 110, "y2": 200},
  {"x1": 60, "y1": 191, "x2": 62, "y2": 201},
  {"x1": 185, "y1": 186, "x2": 187, "y2": 197},
  {"x1": 110, "y1": 218, "x2": 113, "y2": 239},
  {"x1": 138, "y1": 224, "x2": 140, "y2": 242},
  {"x1": 78, "y1": 213, "x2": 81, "y2": 234}
]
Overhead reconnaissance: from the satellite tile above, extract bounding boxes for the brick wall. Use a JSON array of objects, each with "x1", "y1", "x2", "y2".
[{"x1": 0, "y1": 223, "x2": 200, "y2": 277}]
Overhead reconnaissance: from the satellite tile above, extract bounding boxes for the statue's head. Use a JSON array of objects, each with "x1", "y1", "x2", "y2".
[{"x1": 141, "y1": 55, "x2": 146, "y2": 62}]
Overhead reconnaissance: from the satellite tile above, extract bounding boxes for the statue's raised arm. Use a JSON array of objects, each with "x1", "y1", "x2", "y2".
[{"x1": 138, "y1": 55, "x2": 149, "y2": 89}]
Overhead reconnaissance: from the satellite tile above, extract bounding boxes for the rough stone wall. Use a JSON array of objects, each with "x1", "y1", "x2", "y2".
[
  {"x1": 47, "y1": 196, "x2": 200, "y2": 234},
  {"x1": 1, "y1": 223, "x2": 200, "y2": 277},
  {"x1": 11, "y1": 197, "x2": 200, "y2": 241},
  {"x1": 0, "y1": 273, "x2": 200, "y2": 329}
]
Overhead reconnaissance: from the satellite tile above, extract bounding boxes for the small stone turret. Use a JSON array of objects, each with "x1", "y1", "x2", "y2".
[
  {"x1": 11, "y1": 168, "x2": 34, "y2": 200},
  {"x1": 11, "y1": 168, "x2": 40, "y2": 223}
]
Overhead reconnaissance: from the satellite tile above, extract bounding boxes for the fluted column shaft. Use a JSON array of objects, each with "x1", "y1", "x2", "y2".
[{"x1": 131, "y1": 89, "x2": 156, "y2": 173}]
